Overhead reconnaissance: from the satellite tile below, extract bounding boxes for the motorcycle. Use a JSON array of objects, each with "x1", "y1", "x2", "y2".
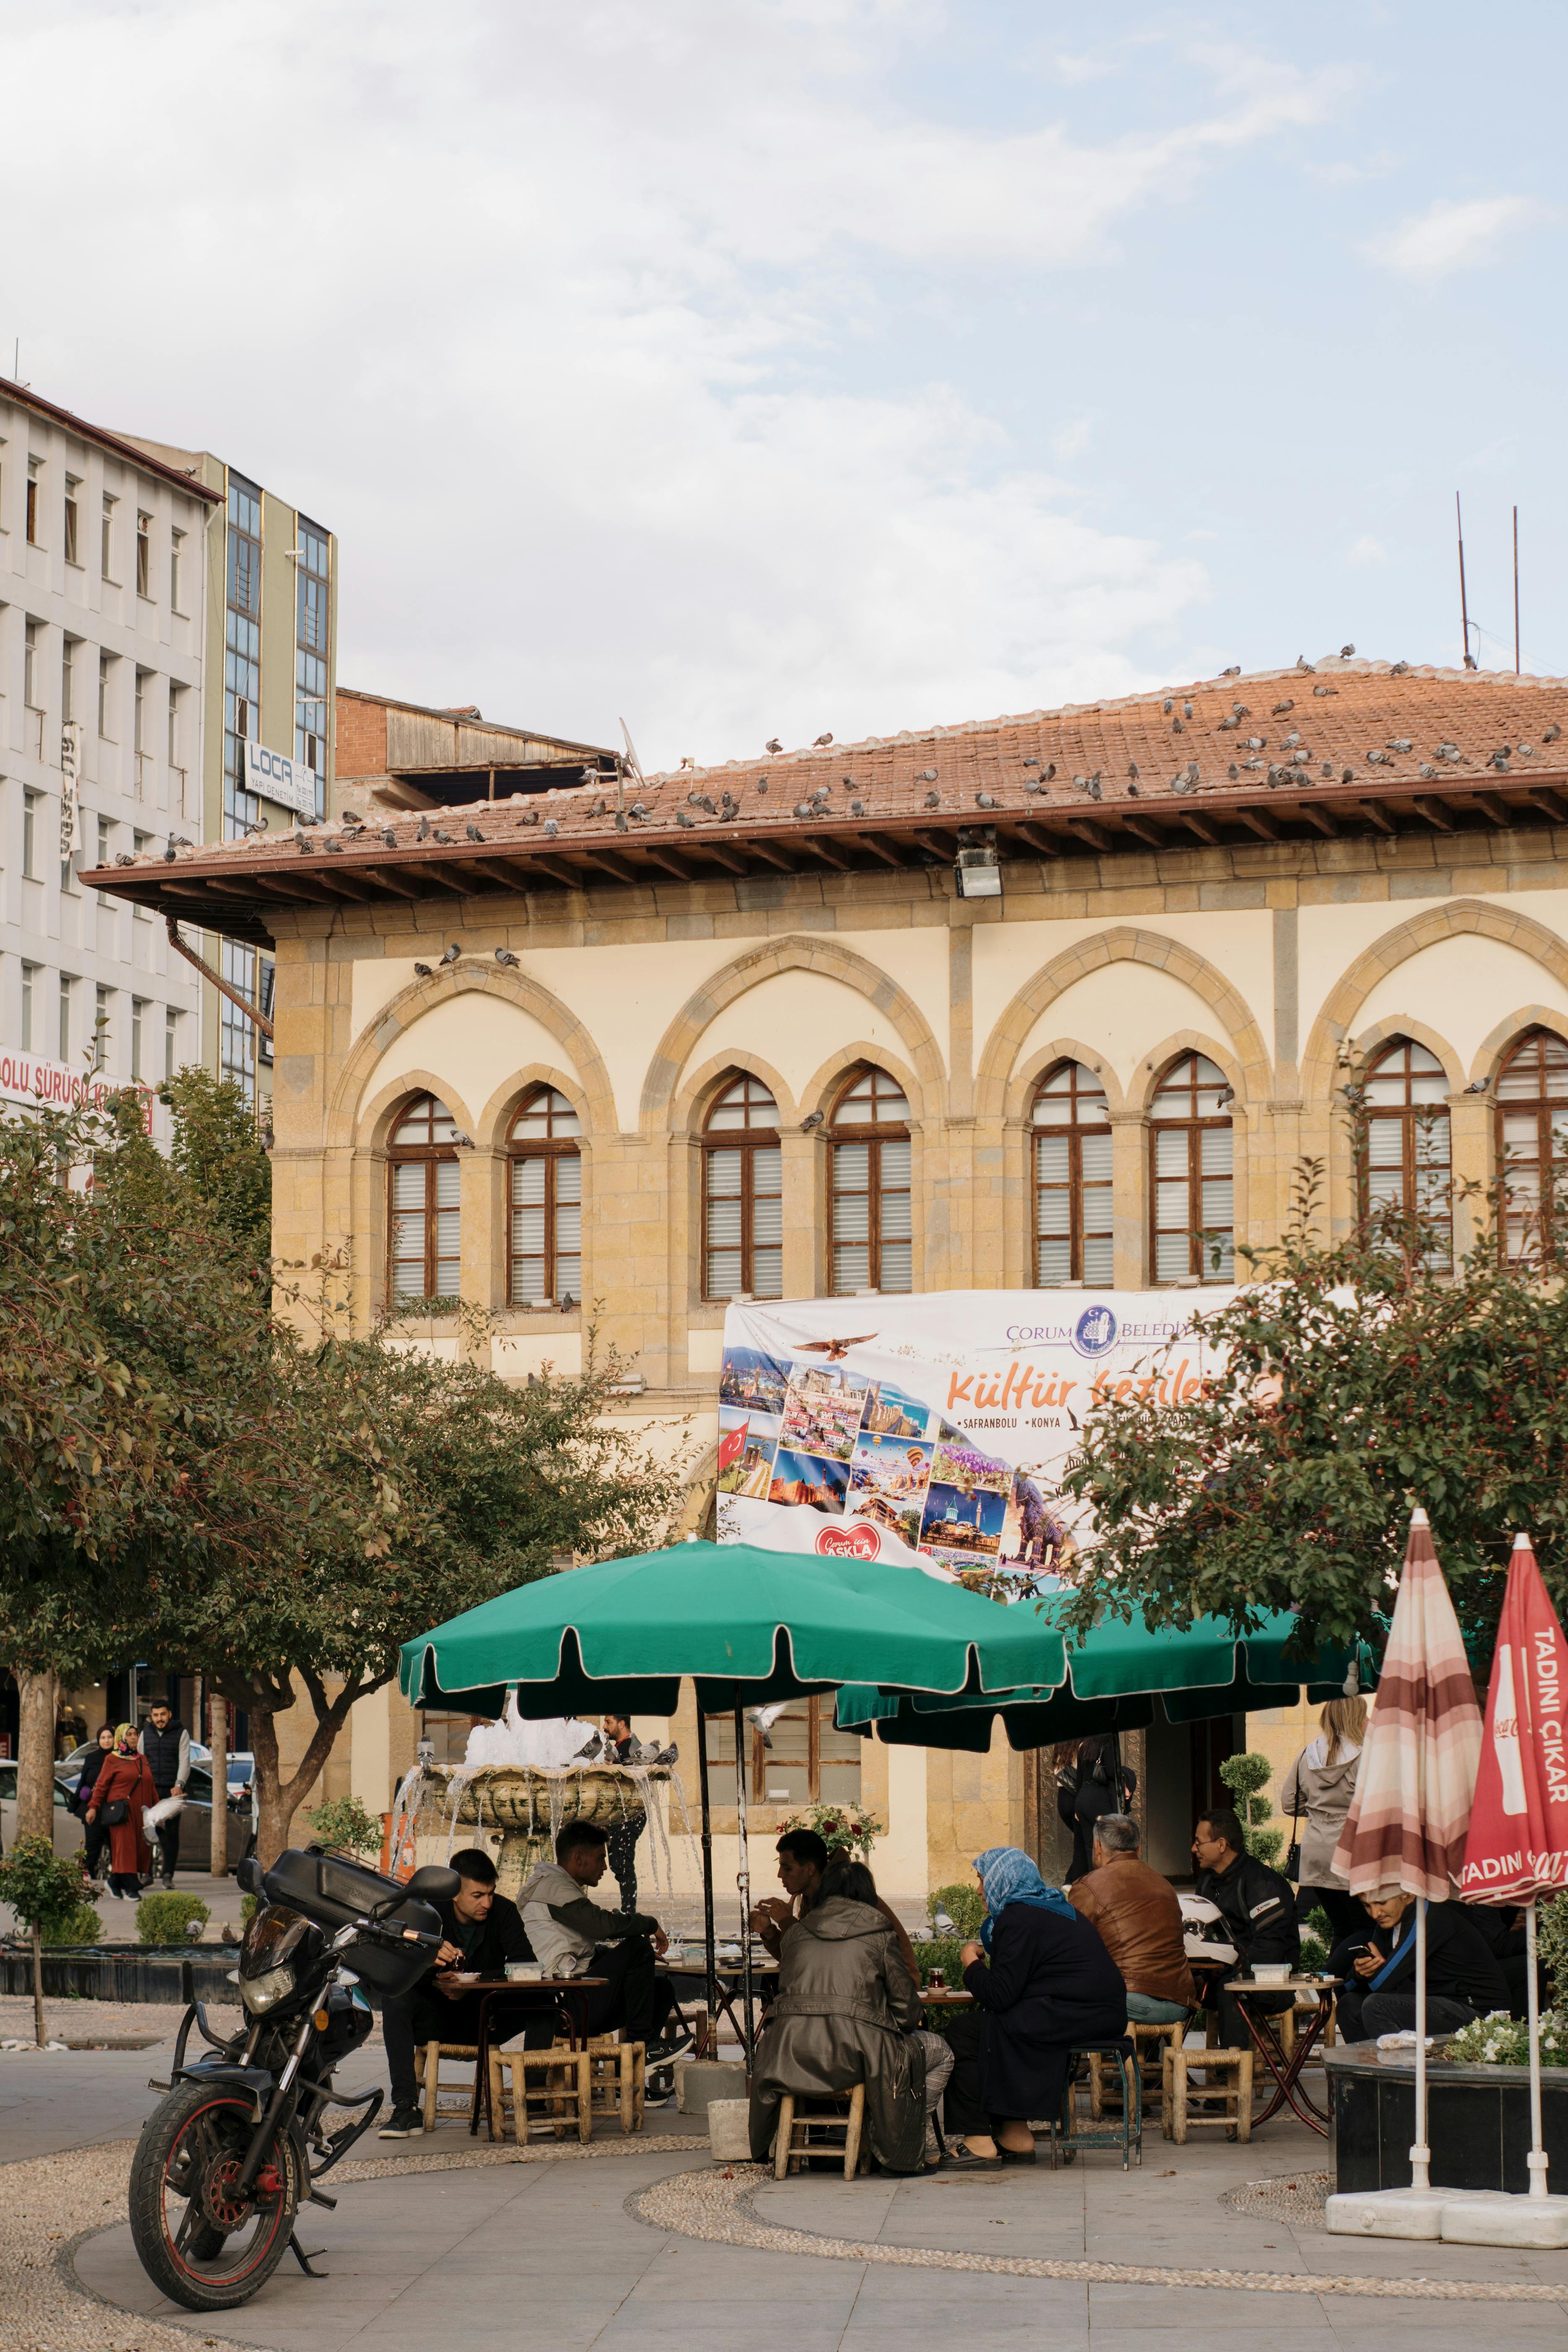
[{"x1": 128, "y1": 1844, "x2": 459, "y2": 2312}]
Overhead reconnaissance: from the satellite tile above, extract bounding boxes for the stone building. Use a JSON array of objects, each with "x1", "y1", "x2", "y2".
[{"x1": 91, "y1": 653, "x2": 1568, "y2": 1892}]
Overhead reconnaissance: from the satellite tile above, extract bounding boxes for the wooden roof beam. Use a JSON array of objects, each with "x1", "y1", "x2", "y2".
[
  {"x1": 1062, "y1": 816, "x2": 1113, "y2": 853},
  {"x1": 1291, "y1": 802, "x2": 1337, "y2": 837},
  {"x1": 855, "y1": 834, "x2": 907, "y2": 867},
  {"x1": 1360, "y1": 800, "x2": 1397, "y2": 834},
  {"x1": 642, "y1": 846, "x2": 697, "y2": 882},
  {"x1": 799, "y1": 835, "x2": 851, "y2": 870},
  {"x1": 529, "y1": 858, "x2": 584, "y2": 890},
  {"x1": 1411, "y1": 796, "x2": 1455, "y2": 833},
  {"x1": 1529, "y1": 786, "x2": 1568, "y2": 823},
  {"x1": 1011, "y1": 822, "x2": 1062, "y2": 857},
  {"x1": 1233, "y1": 806, "x2": 1280, "y2": 841},
  {"x1": 350, "y1": 862, "x2": 425, "y2": 898},
  {"x1": 696, "y1": 840, "x2": 753, "y2": 876},
  {"x1": 744, "y1": 837, "x2": 798, "y2": 873},
  {"x1": 1471, "y1": 790, "x2": 1514, "y2": 826},
  {"x1": 575, "y1": 847, "x2": 641, "y2": 884},
  {"x1": 1120, "y1": 816, "x2": 1170, "y2": 850}
]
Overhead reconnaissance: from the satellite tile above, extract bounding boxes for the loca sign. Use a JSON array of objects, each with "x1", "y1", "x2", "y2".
[
  {"x1": 715, "y1": 1288, "x2": 1233, "y2": 1585},
  {"x1": 243, "y1": 739, "x2": 318, "y2": 820}
]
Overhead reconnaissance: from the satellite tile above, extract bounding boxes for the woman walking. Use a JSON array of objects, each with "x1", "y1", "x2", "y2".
[
  {"x1": 1281, "y1": 1697, "x2": 1368, "y2": 1944},
  {"x1": 74, "y1": 1725, "x2": 118, "y2": 1883},
  {"x1": 85, "y1": 1724, "x2": 158, "y2": 1899},
  {"x1": 1055, "y1": 1734, "x2": 1137, "y2": 1882}
]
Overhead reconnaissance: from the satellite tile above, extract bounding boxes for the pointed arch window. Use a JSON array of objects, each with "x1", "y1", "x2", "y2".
[
  {"x1": 1496, "y1": 1026, "x2": 1568, "y2": 1264},
  {"x1": 389, "y1": 1094, "x2": 461, "y2": 1300},
  {"x1": 1361, "y1": 1038, "x2": 1451, "y2": 1269},
  {"x1": 1032, "y1": 1061, "x2": 1112, "y2": 1285},
  {"x1": 508, "y1": 1087, "x2": 582, "y2": 1305},
  {"x1": 703, "y1": 1074, "x2": 782, "y2": 1300},
  {"x1": 1149, "y1": 1053, "x2": 1233, "y2": 1283},
  {"x1": 829, "y1": 1065, "x2": 912, "y2": 1294}
]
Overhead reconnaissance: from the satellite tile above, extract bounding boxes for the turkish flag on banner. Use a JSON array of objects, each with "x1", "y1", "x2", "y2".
[
  {"x1": 1460, "y1": 1533, "x2": 1568, "y2": 1906},
  {"x1": 716, "y1": 1420, "x2": 747, "y2": 1477}
]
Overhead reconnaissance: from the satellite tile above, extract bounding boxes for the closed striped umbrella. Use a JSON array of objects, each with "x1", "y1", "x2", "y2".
[{"x1": 1332, "y1": 1506, "x2": 1482, "y2": 1899}]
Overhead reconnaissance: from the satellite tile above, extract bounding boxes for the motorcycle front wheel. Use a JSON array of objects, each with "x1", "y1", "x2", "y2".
[{"x1": 128, "y1": 2083, "x2": 303, "y2": 2310}]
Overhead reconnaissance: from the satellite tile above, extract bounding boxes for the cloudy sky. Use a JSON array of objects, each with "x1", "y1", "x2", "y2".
[{"x1": 3, "y1": 1, "x2": 1563, "y2": 766}]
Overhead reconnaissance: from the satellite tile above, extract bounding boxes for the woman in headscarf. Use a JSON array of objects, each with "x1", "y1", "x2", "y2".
[
  {"x1": 74, "y1": 1724, "x2": 119, "y2": 1884},
  {"x1": 84, "y1": 1724, "x2": 158, "y2": 1898},
  {"x1": 940, "y1": 1846, "x2": 1127, "y2": 2169}
]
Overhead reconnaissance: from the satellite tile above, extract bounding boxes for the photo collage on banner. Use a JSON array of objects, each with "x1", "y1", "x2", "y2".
[{"x1": 716, "y1": 1292, "x2": 1233, "y2": 1587}]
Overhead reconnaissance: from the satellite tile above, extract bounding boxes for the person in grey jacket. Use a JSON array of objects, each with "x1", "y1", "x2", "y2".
[
  {"x1": 138, "y1": 1701, "x2": 190, "y2": 1886},
  {"x1": 1281, "y1": 1697, "x2": 1368, "y2": 1945},
  {"x1": 518, "y1": 1818, "x2": 690, "y2": 2058}
]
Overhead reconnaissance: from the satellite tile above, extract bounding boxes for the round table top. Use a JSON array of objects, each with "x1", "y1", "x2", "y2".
[
  {"x1": 1221, "y1": 1975, "x2": 1341, "y2": 1992},
  {"x1": 445, "y1": 1975, "x2": 608, "y2": 1991},
  {"x1": 917, "y1": 1986, "x2": 974, "y2": 2004}
]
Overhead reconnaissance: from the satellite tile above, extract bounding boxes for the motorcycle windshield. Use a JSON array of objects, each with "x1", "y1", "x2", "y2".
[{"x1": 238, "y1": 1906, "x2": 319, "y2": 1980}]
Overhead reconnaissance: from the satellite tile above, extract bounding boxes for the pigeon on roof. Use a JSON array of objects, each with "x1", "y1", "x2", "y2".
[
  {"x1": 813, "y1": 732, "x2": 833, "y2": 746},
  {"x1": 765, "y1": 737, "x2": 783, "y2": 753}
]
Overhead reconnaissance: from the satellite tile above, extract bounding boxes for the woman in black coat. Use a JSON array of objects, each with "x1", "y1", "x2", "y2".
[
  {"x1": 74, "y1": 1725, "x2": 118, "y2": 1882},
  {"x1": 1055, "y1": 1736, "x2": 1137, "y2": 1882},
  {"x1": 942, "y1": 1846, "x2": 1127, "y2": 2169}
]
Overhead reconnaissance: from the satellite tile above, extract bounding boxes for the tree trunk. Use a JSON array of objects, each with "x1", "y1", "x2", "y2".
[
  {"x1": 16, "y1": 1668, "x2": 60, "y2": 1847},
  {"x1": 244, "y1": 1686, "x2": 363, "y2": 1869},
  {"x1": 31, "y1": 1921, "x2": 46, "y2": 2049},
  {"x1": 208, "y1": 1685, "x2": 229, "y2": 1879}
]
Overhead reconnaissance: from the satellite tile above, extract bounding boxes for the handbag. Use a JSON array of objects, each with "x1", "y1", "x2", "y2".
[
  {"x1": 98, "y1": 1798, "x2": 130, "y2": 1827},
  {"x1": 1283, "y1": 1803, "x2": 1301, "y2": 1883}
]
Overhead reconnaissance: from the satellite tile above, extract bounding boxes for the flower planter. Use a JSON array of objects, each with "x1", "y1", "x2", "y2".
[
  {"x1": 1326, "y1": 2041, "x2": 1568, "y2": 2194},
  {"x1": 0, "y1": 1943, "x2": 236, "y2": 2006}
]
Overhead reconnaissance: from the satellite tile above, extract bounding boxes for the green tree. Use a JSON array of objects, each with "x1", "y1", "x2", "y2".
[
  {"x1": 1218, "y1": 1751, "x2": 1284, "y2": 1868},
  {"x1": 0, "y1": 1837, "x2": 91, "y2": 2045},
  {"x1": 101, "y1": 1067, "x2": 271, "y2": 1271}
]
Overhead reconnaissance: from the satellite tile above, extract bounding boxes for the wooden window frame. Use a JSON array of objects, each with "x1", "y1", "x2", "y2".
[
  {"x1": 387, "y1": 1095, "x2": 459, "y2": 1301},
  {"x1": 507, "y1": 1087, "x2": 582, "y2": 1306},
  {"x1": 1032, "y1": 1060, "x2": 1112, "y2": 1286},
  {"x1": 702, "y1": 1075, "x2": 781, "y2": 1301},
  {"x1": 1148, "y1": 1054, "x2": 1233, "y2": 1285},
  {"x1": 828, "y1": 1066, "x2": 911, "y2": 1295},
  {"x1": 1496, "y1": 1027, "x2": 1568, "y2": 1266},
  {"x1": 1358, "y1": 1039, "x2": 1452, "y2": 1267},
  {"x1": 705, "y1": 1695, "x2": 852, "y2": 1804}
]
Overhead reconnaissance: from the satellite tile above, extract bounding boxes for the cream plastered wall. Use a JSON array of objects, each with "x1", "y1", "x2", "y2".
[
  {"x1": 1011, "y1": 961, "x2": 1230, "y2": 1092},
  {"x1": 356, "y1": 991, "x2": 580, "y2": 1134},
  {"x1": 679, "y1": 967, "x2": 930, "y2": 1114},
  {"x1": 1295, "y1": 889, "x2": 1568, "y2": 1052},
  {"x1": 1355, "y1": 933, "x2": 1568, "y2": 1074},
  {"x1": 971, "y1": 911, "x2": 1276, "y2": 1063}
]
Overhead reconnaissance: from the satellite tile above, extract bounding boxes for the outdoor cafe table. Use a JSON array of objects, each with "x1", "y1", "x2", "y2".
[
  {"x1": 666, "y1": 1956, "x2": 780, "y2": 2054},
  {"x1": 1221, "y1": 1975, "x2": 1340, "y2": 2136},
  {"x1": 454, "y1": 1975, "x2": 606, "y2": 2138}
]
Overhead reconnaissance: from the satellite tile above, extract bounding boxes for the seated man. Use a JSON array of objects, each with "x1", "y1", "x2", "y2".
[
  {"x1": 1190, "y1": 1806, "x2": 1298, "y2": 2048},
  {"x1": 751, "y1": 1829, "x2": 920, "y2": 1982},
  {"x1": 519, "y1": 1818, "x2": 693, "y2": 2062},
  {"x1": 1332, "y1": 1890, "x2": 1510, "y2": 2044},
  {"x1": 378, "y1": 1846, "x2": 533, "y2": 2139},
  {"x1": 1068, "y1": 1812, "x2": 1195, "y2": 2024}
]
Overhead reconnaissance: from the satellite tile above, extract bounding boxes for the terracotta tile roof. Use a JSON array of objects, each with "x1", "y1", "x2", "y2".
[{"x1": 86, "y1": 655, "x2": 1568, "y2": 947}]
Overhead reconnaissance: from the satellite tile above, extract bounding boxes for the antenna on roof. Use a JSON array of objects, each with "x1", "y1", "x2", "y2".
[
  {"x1": 1514, "y1": 504, "x2": 1521, "y2": 676},
  {"x1": 619, "y1": 718, "x2": 645, "y2": 791},
  {"x1": 1456, "y1": 492, "x2": 1477, "y2": 670}
]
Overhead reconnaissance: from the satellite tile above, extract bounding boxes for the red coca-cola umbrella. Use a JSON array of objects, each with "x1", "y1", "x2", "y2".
[{"x1": 1461, "y1": 1532, "x2": 1568, "y2": 2199}]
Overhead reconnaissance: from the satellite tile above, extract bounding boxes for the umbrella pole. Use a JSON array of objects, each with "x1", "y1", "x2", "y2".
[
  {"x1": 1527, "y1": 1899, "x2": 1548, "y2": 2198},
  {"x1": 1411, "y1": 1897, "x2": 1431, "y2": 2191},
  {"x1": 695, "y1": 1709, "x2": 718, "y2": 2056},
  {"x1": 733, "y1": 1705, "x2": 755, "y2": 2068}
]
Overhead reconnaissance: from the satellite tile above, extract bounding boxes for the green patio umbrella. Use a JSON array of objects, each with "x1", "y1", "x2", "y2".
[{"x1": 835, "y1": 1599, "x2": 1374, "y2": 1751}]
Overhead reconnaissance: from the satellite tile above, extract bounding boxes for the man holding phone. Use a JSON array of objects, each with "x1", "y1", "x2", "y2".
[{"x1": 1331, "y1": 1890, "x2": 1509, "y2": 2044}]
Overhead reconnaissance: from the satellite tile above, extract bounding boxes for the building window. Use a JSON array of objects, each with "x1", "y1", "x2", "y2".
[
  {"x1": 508, "y1": 1087, "x2": 582, "y2": 1305},
  {"x1": 95, "y1": 815, "x2": 111, "y2": 901},
  {"x1": 225, "y1": 473, "x2": 263, "y2": 837},
  {"x1": 1361, "y1": 1038, "x2": 1452, "y2": 1267},
  {"x1": 164, "y1": 1006, "x2": 178, "y2": 1080},
  {"x1": 1033, "y1": 1060, "x2": 1113, "y2": 1286},
  {"x1": 134, "y1": 668, "x2": 146, "y2": 753},
  {"x1": 295, "y1": 515, "x2": 330, "y2": 816},
  {"x1": 26, "y1": 457, "x2": 39, "y2": 544},
  {"x1": 98, "y1": 651, "x2": 112, "y2": 737},
  {"x1": 704, "y1": 1698, "x2": 860, "y2": 1809},
  {"x1": 1150, "y1": 1052, "x2": 1234, "y2": 1283},
  {"x1": 64, "y1": 476, "x2": 79, "y2": 565},
  {"x1": 703, "y1": 1073, "x2": 783, "y2": 1300},
  {"x1": 61, "y1": 636, "x2": 75, "y2": 722},
  {"x1": 828, "y1": 1065, "x2": 912, "y2": 1294},
  {"x1": 22, "y1": 790, "x2": 39, "y2": 878},
  {"x1": 131, "y1": 997, "x2": 145, "y2": 1081},
  {"x1": 136, "y1": 511, "x2": 152, "y2": 597},
  {"x1": 57, "y1": 974, "x2": 72, "y2": 1064},
  {"x1": 23, "y1": 619, "x2": 38, "y2": 709},
  {"x1": 389, "y1": 1095, "x2": 461, "y2": 1301},
  {"x1": 20, "y1": 964, "x2": 36, "y2": 1051},
  {"x1": 219, "y1": 940, "x2": 259, "y2": 1104},
  {"x1": 170, "y1": 526, "x2": 184, "y2": 611},
  {"x1": 1496, "y1": 1026, "x2": 1568, "y2": 1265},
  {"x1": 93, "y1": 984, "x2": 110, "y2": 1072},
  {"x1": 101, "y1": 492, "x2": 117, "y2": 579}
]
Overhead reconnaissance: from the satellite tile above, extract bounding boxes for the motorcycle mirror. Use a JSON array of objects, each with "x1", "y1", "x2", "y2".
[
  {"x1": 235, "y1": 1856, "x2": 263, "y2": 1897},
  {"x1": 404, "y1": 1865, "x2": 461, "y2": 1904}
]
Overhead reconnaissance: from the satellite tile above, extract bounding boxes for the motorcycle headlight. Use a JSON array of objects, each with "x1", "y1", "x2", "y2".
[{"x1": 241, "y1": 1961, "x2": 296, "y2": 2015}]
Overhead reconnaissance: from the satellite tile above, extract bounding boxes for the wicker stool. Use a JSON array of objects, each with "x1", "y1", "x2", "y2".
[
  {"x1": 1161, "y1": 2045, "x2": 1252, "y2": 2143},
  {"x1": 1089, "y1": 2020, "x2": 1184, "y2": 2117},
  {"x1": 414, "y1": 2041, "x2": 480, "y2": 2132},
  {"x1": 578, "y1": 2035, "x2": 646, "y2": 2134},
  {"x1": 773, "y1": 2084, "x2": 867, "y2": 2180},
  {"x1": 488, "y1": 2046, "x2": 593, "y2": 2145}
]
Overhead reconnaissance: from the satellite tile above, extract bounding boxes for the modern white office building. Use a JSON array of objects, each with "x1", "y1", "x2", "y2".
[{"x1": 0, "y1": 378, "x2": 220, "y2": 1130}]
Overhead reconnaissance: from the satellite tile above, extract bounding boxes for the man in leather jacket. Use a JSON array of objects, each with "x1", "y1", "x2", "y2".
[{"x1": 1191, "y1": 1806, "x2": 1298, "y2": 2045}]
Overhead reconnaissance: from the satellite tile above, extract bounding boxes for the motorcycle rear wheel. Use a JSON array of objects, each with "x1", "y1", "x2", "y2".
[{"x1": 128, "y1": 2083, "x2": 303, "y2": 2310}]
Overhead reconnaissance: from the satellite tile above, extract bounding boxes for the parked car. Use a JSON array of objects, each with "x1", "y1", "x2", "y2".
[
  {"x1": 0, "y1": 1763, "x2": 85, "y2": 1860},
  {"x1": 189, "y1": 1745, "x2": 256, "y2": 1795}
]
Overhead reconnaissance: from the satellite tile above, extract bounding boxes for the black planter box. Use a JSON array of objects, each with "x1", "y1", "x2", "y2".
[
  {"x1": 1326, "y1": 2042, "x2": 1568, "y2": 2194},
  {"x1": 0, "y1": 1943, "x2": 237, "y2": 2006}
]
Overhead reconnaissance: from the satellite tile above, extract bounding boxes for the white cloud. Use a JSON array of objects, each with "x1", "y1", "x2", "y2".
[
  {"x1": 1348, "y1": 536, "x2": 1389, "y2": 568},
  {"x1": 1051, "y1": 418, "x2": 1093, "y2": 462},
  {"x1": 0, "y1": 1, "x2": 1344, "y2": 763},
  {"x1": 1363, "y1": 194, "x2": 1552, "y2": 279}
]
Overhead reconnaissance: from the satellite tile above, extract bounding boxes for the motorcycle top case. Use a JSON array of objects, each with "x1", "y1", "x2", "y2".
[{"x1": 260, "y1": 1849, "x2": 442, "y2": 1998}]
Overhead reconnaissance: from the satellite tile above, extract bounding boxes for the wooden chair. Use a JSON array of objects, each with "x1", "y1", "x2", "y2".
[
  {"x1": 414, "y1": 2041, "x2": 480, "y2": 2132},
  {"x1": 580, "y1": 2034, "x2": 646, "y2": 2134},
  {"x1": 1161, "y1": 2044, "x2": 1252, "y2": 2143},
  {"x1": 773, "y1": 2084, "x2": 867, "y2": 2179},
  {"x1": 1089, "y1": 2019, "x2": 1184, "y2": 2117},
  {"x1": 487, "y1": 2045, "x2": 593, "y2": 2145}
]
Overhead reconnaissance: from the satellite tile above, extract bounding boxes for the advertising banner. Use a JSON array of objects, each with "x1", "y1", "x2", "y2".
[
  {"x1": 717, "y1": 1290, "x2": 1233, "y2": 1585},
  {"x1": 0, "y1": 1047, "x2": 154, "y2": 1131},
  {"x1": 244, "y1": 739, "x2": 319, "y2": 820}
]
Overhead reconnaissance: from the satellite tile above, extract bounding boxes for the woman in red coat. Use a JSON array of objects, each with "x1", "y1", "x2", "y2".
[{"x1": 86, "y1": 1724, "x2": 157, "y2": 1897}]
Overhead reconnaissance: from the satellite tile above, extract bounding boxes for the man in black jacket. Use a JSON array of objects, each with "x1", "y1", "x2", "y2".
[
  {"x1": 1333, "y1": 1891, "x2": 1510, "y2": 2043},
  {"x1": 138, "y1": 1701, "x2": 190, "y2": 1886},
  {"x1": 378, "y1": 1847, "x2": 534, "y2": 2138},
  {"x1": 1191, "y1": 1807, "x2": 1299, "y2": 2046}
]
